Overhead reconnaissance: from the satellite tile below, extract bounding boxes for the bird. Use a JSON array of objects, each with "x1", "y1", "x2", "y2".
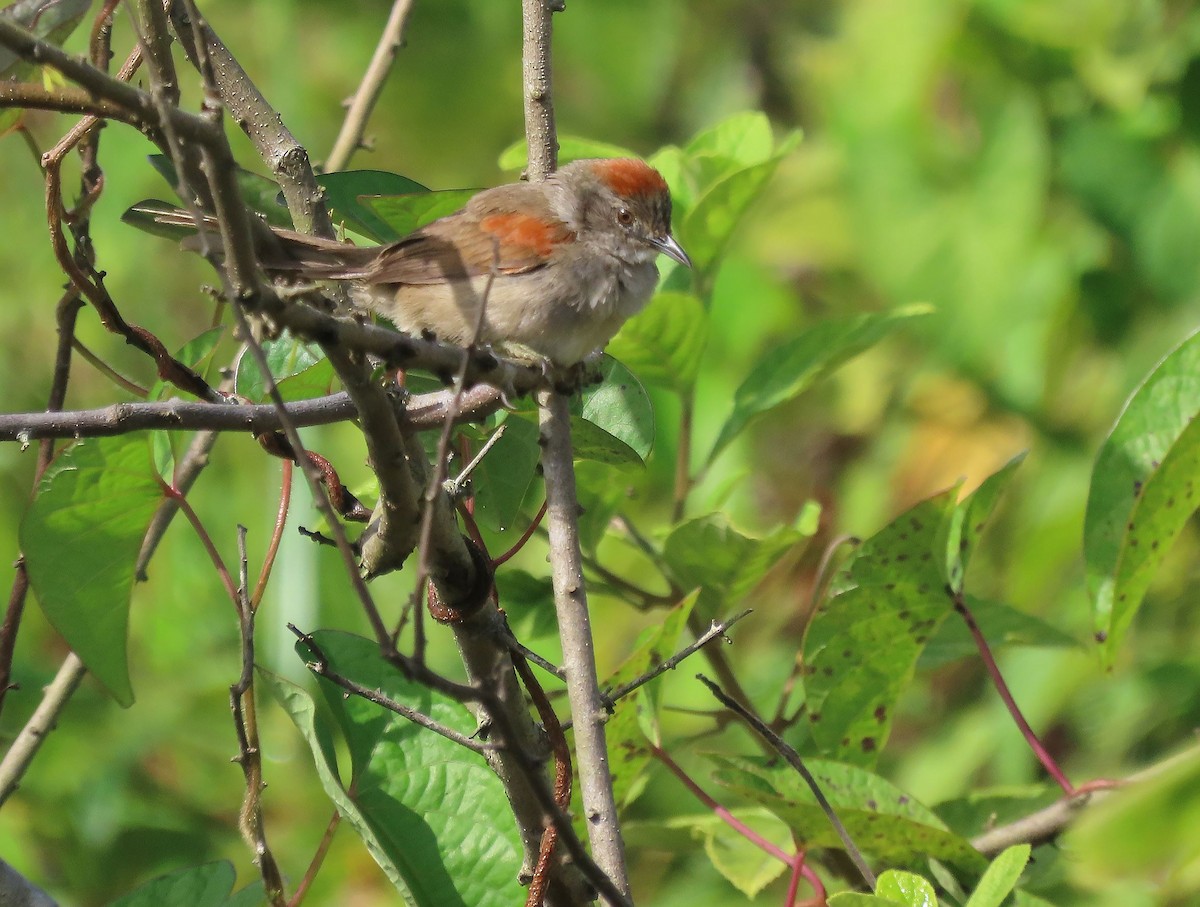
[{"x1": 146, "y1": 158, "x2": 691, "y2": 366}]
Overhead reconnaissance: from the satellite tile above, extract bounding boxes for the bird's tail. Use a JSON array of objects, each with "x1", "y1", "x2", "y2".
[{"x1": 121, "y1": 201, "x2": 378, "y2": 279}]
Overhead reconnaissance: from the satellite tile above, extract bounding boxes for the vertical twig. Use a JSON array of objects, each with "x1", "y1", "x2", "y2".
[
  {"x1": 538, "y1": 390, "x2": 630, "y2": 898},
  {"x1": 325, "y1": 0, "x2": 416, "y2": 172},
  {"x1": 522, "y1": 0, "x2": 561, "y2": 180}
]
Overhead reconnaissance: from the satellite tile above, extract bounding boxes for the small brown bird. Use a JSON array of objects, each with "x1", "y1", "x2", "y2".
[{"x1": 159, "y1": 158, "x2": 690, "y2": 365}]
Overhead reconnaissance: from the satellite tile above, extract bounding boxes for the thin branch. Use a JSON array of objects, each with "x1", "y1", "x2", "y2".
[
  {"x1": 325, "y1": 0, "x2": 416, "y2": 172},
  {"x1": 697, "y1": 673, "x2": 877, "y2": 890},
  {"x1": 538, "y1": 389, "x2": 630, "y2": 898},
  {"x1": 521, "y1": 0, "x2": 561, "y2": 179},
  {"x1": 606, "y1": 611, "x2": 750, "y2": 707},
  {"x1": 287, "y1": 808, "x2": 340, "y2": 907},
  {"x1": 291, "y1": 626, "x2": 490, "y2": 755},
  {"x1": 0, "y1": 653, "x2": 87, "y2": 807},
  {"x1": 492, "y1": 499, "x2": 548, "y2": 567}
]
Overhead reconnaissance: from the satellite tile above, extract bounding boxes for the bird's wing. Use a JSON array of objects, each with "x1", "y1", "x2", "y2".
[{"x1": 362, "y1": 184, "x2": 576, "y2": 286}]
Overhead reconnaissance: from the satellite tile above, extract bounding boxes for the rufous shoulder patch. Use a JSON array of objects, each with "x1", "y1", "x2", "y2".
[{"x1": 479, "y1": 212, "x2": 575, "y2": 258}]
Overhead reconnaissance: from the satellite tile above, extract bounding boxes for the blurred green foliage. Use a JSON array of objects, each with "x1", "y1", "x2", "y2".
[{"x1": 2, "y1": 1, "x2": 1200, "y2": 905}]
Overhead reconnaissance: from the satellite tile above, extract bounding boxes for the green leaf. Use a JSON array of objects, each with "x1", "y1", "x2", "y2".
[
  {"x1": 1085, "y1": 329, "x2": 1200, "y2": 665},
  {"x1": 941, "y1": 453, "x2": 1027, "y2": 594},
  {"x1": 828, "y1": 896, "x2": 907, "y2": 907},
  {"x1": 607, "y1": 291, "x2": 709, "y2": 394},
  {"x1": 150, "y1": 327, "x2": 225, "y2": 401},
  {"x1": 603, "y1": 593, "x2": 698, "y2": 806},
  {"x1": 709, "y1": 754, "x2": 987, "y2": 875},
  {"x1": 365, "y1": 189, "x2": 479, "y2": 240},
  {"x1": 876, "y1": 869, "x2": 938, "y2": 907},
  {"x1": 568, "y1": 415, "x2": 644, "y2": 468},
  {"x1": 918, "y1": 596, "x2": 1078, "y2": 669},
  {"x1": 965, "y1": 844, "x2": 1031, "y2": 907},
  {"x1": 1063, "y1": 744, "x2": 1200, "y2": 895},
  {"x1": 104, "y1": 861, "x2": 235, "y2": 907},
  {"x1": 265, "y1": 632, "x2": 523, "y2": 906},
  {"x1": 685, "y1": 111, "x2": 776, "y2": 169},
  {"x1": 0, "y1": 0, "x2": 93, "y2": 80},
  {"x1": 317, "y1": 170, "x2": 430, "y2": 242},
  {"x1": 664, "y1": 809, "x2": 790, "y2": 898},
  {"x1": 803, "y1": 490, "x2": 958, "y2": 763},
  {"x1": 679, "y1": 153, "x2": 790, "y2": 276},
  {"x1": 498, "y1": 136, "x2": 641, "y2": 171},
  {"x1": 21, "y1": 436, "x2": 164, "y2": 706},
  {"x1": 222, "y1": 881, "x2": 266, "y2": 907},
  {"x1": 577, "y1": 356, "x2": 655, "y2": 460},
  {"x1": 493, "y1": 568, "x2": 558, "y2": 638},
  {"x1": 234, "y1": 331, "x2": 331, "y2": 402},
  {"x1": 663, "y1": 514, "x2": 800, "y2": 602},
  {"x1": 709, "y1": 305, "x2": 932, "y2": 463},
  {"x1": 471, "y1": 416, "x2": 541, "y2": 533}
]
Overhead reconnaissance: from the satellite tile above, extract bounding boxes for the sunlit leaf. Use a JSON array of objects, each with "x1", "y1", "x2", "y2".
[
  {"x1": 0, "y1": 0, "x2": 93, "y2": 80},
  {"x1": 940, "y1": 452, "x2": 1026, "y2": 594},
  {"x1": 876, "y1": 870, "x2": 938, "y2": 907},
  {"x1": 709, "y1": 305, "x2": 932, "y2": 463},
  {"x1": 21, "y1": 436, "x2": 164, "y2": 706},
  {"x1": 318, "y1": 170, "x2": 430, "y2": 242},
  {"x1": 364, "y1": 189, "x2": 478, "y2": 241},
  {"x1": 577, "y1": 356, "x2": 654, "y2": 460},
  {"x1": 965, "y1": 844, "x2": 1031, "y2": 907},
  {"x1": 234, "y1": 331, "x2": 331, "y2": 402},
  {"x1": 1085, "y1": 329, "x2": 1200, "y2": 665},
  {"x1": 607, "y1": 291, "x2": 709, "y2": 394},
  {"x1": 710, "y1": 755, "x2": 987, "y2": 875},
  {"x1": 803, "y1": 491, "x2": 958, "y2": 764}
]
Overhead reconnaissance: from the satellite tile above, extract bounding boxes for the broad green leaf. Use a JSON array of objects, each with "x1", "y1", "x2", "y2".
[
  {"x1": 828, "y1": 896, "x2": 907, "y2": 907},
  {"x1": 266, "y1": 632, "x2": 523, "y2": 906},
  {"x1": 965, "y1": 844, "x2": 1031, "y2": 907},
  {"x1": 498, "y1": 136, "x2": 640, "y2": 171},
  {"x1": 150, "y1": 327, "x2": 225, "y2": 401},
  {"x1": 105, "y1": 861, "x2": 235, "y2": 907},
  {"x1": 876, "y1": 869, "x2": 938, "y2": 907},
  {"x1": 603, "y1": 593, "x2": 698, "y2": 806},
  {"x1": 803, "y1": 491, "x2": 958, "y2": 764},
  {"x1": 685, "y1": 111, "x2": 776, "y2": 170},
  {"x1": 21, "y1": 436, "x2": 164, "y2": 706},
  {"x1": 918, "y1": 596, "x2": 1078, "y2": 669},
  {"x1": 680, "y1": 149, "x2": 796, "y2": 276},
  {"x1": 607, "y1": 291, "x2": 709, "y2": 394},
  {"x1": 941, "y1": 453, "x2": 1027, "y2": 594},
  {"x1": 663, "y1": 514, "x2": 801, "y2": 602},
  {"x1": 493, "y1": 568, "x2": 558, "y2": 638},
  {"x1": 710, "y1": 754, "x2": 987, "y2": 875},
  {"x1": 568, "y1": 415, "x2": 643, "y2": 467},
  {"x1": 365, "y1": 189, "x2": 479, "y2": 240},
  {"x1": 318, "y1": 170, "x2": 430, "y2": 242},
  {"x1": 234, "y1": 331, "x2": 330, "y2": 402},
  {"x1": 1064, "y1": 744, "x2": 1200, "y2": 895},
  {"x1": 577, "y1": 356, "x2": 654, "y2": 460},
  {"x1": 1085, "y1": 330, "x2": 1200, "y2": 665},
  {"x1": 663, "y1": 809, "x2": 790, "y2": 898},
  {"x1": 471, "y1": 416, "x2": 541, "y2": 533},
  {"x1": 709, "y1": 305, "x2": 932, "y2": 463}
]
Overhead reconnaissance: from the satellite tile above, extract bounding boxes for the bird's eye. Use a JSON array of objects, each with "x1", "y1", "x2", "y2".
[{"x1": 616, "y1": 207, "x2": 634, "y2": 227}]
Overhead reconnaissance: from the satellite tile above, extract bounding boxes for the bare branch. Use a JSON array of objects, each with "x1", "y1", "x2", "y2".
[
  {"x1": 325, "y1": 0, "x2": 416, "y2": 173},
  {"x1": 521, "y1": 0, "x2": 562, "y2": 179},
  {"x1": 538, "y1": 389, "x2": 630, "y2": 899}
]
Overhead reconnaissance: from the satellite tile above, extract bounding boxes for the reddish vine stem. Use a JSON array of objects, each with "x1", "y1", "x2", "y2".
[
  {"x1": 251, "y1": 458, "x2": 293, "y2": 609},
  {"x1": 954, "y1": 594, "x2": 1076, "y2": 795},
  {"x1": 492, "y1": 499, "x2": 549, "y2": 567},
  {"x1": 287, "y1": 808, "x2": 342, "y2": 907}
]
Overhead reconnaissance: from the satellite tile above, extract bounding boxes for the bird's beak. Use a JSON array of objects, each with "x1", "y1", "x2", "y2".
[{"x1": 652, "y1": 233, "x2": 692, "y2": 269}]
